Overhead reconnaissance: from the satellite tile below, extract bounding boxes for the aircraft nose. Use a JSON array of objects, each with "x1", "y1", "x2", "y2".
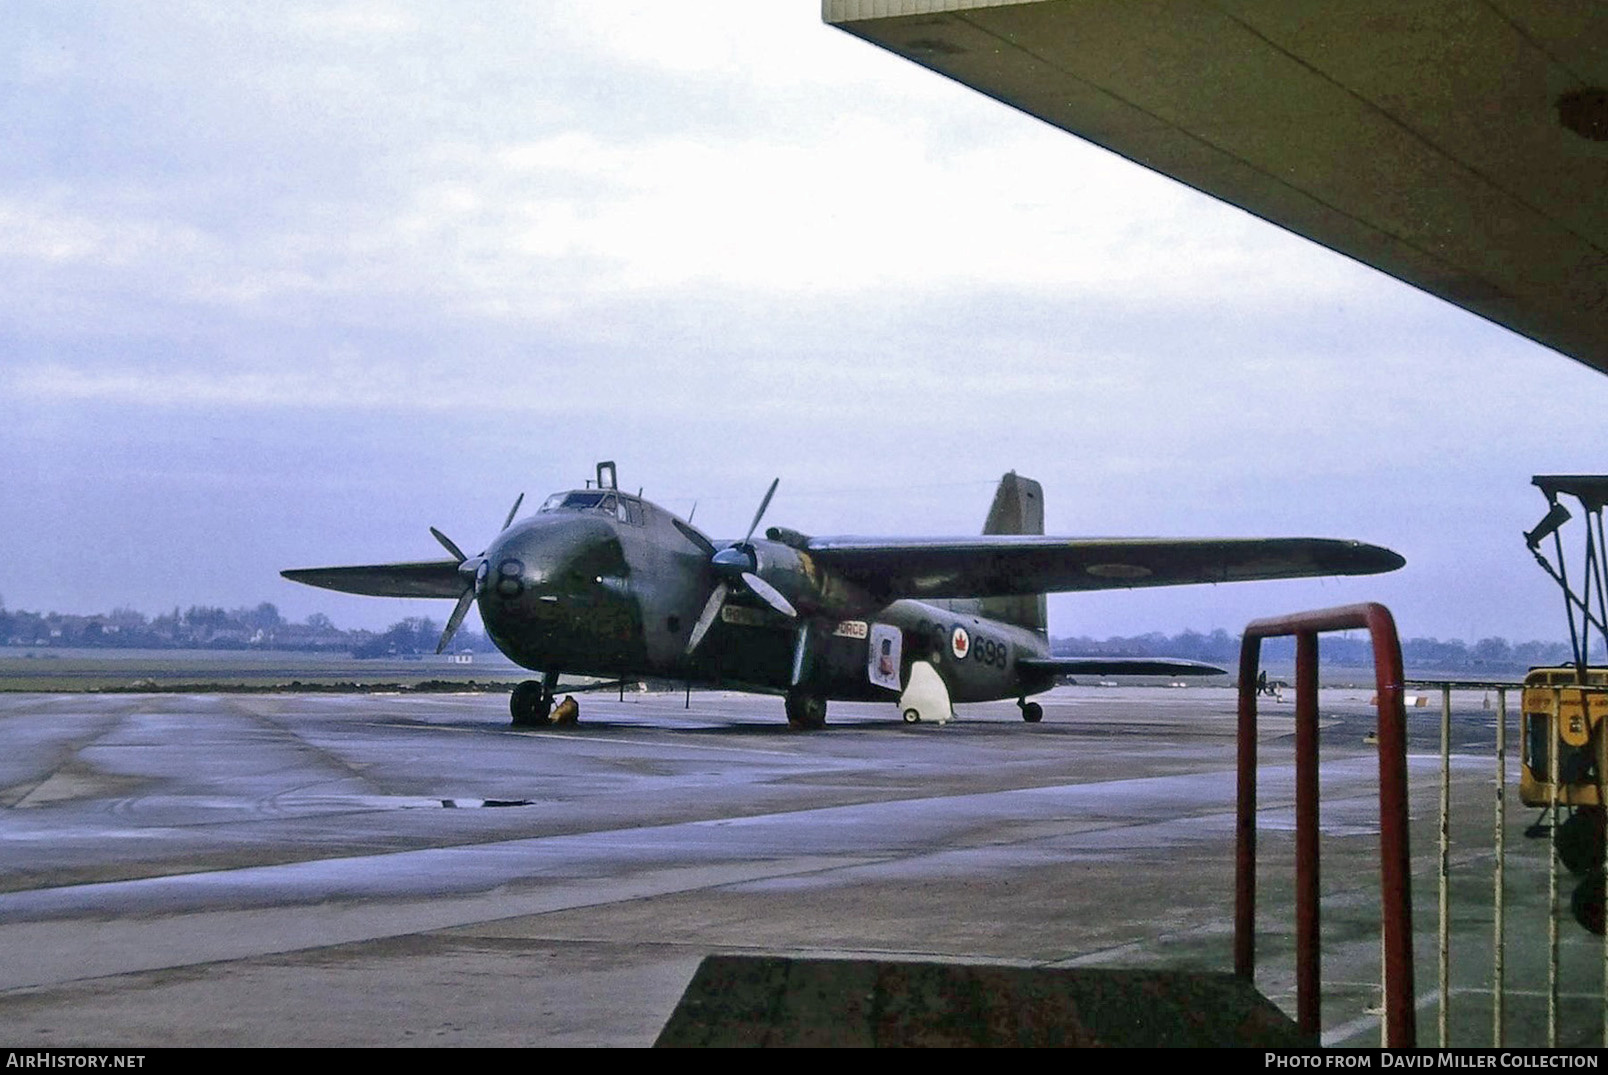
[
  {"x1": 477, "y1": 516, "x2": 624, "y2": 612},
  {"x1": 478, "y1": 537, "x2": 548, "y2": 607},
  {"x1": 483, "y1": 554, "x2": 525, "y2": 600}
]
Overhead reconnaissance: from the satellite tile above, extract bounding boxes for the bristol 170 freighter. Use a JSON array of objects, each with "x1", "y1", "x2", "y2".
[{"x1": 284, "y1": 462, "x2": 1403, "y2": 729}]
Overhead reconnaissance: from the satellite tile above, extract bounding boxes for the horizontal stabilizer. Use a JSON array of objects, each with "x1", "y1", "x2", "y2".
[
  {"x1": 1018, "y1": 657, "x2": 1226, "y2": 677},
  {"x1": 281, "y1": 560, "x2": 464, "y2": 599}
]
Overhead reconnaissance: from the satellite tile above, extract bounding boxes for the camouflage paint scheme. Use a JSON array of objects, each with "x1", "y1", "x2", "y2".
[{"x1": 284, "y1": 464, "x2": 1403, "y2": 728}]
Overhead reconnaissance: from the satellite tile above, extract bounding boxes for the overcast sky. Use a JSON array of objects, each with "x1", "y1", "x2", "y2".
[{"x1": 5, "y1": 1, "x2": 1607, "y2": 644}]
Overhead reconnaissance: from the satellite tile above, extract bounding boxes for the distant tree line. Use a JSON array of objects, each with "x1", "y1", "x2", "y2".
[
  {"x1": 0, "y1": 600, "x2": 496, "y2": 658},
  {"x1": 0, "y1": 597, "x2": 1587, "y2": 673},
  {"x1": 1052, "y1": 628, "x2": 1584, "y2": 676}
]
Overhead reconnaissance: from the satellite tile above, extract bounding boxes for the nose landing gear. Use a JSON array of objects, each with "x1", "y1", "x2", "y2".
[
  {"x1": 511, "y1": 670, "x2": 564, "y2": 727},
  {"x1": 510, "y1": 680, "x2": 551, "y2": 726}
]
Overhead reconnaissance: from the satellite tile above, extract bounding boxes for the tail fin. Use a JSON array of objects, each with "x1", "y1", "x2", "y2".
[{"x1": 979, "y1": 471, "x2": 1048, "y2": 635}]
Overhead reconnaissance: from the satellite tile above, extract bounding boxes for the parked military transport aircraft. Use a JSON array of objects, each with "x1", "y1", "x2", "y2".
[{"x1": 283, "y1": 462, "x2": 1403, "y2": 729}]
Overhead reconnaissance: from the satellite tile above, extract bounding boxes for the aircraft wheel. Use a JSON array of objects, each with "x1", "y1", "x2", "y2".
[
  {"x1": 1558, "y1": 808, "x2": 1606, "y2": 876},
  {"x1": 510, "y1": 680, "x2": 552, "y2": 727},
  {"x1": 1021, "y1": 702, "x2": 1044, "y2": 723},
  {"x1": 902, "y1": 708, "x2": 920, "y2": 724},
  {"x1": 1573, "y1": 869, "x2": 1606, "y2": 935},
  {"x1": 785, "y1": 693, "x2": 827, "y2": 730}
]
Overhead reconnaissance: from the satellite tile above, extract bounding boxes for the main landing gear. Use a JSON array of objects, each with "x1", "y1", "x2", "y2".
[
  {"x1": 1018, "y1": 698, "x2": 1044, "y2": 723},
  {"x1": 785, "y1": 692, "x2": 827, "y2": 731}
]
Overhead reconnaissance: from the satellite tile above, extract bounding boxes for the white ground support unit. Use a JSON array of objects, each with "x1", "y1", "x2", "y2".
[{"x1": 899, "y1": 659, "x2": 953, "y2": 724}]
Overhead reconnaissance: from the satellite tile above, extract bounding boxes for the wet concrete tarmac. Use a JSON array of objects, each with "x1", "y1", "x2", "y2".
[{"x1": 0, "y1": 686, "x2": 1598, "y2": 1047}]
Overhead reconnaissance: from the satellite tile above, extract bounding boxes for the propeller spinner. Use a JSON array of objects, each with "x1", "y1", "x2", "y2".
[
  {"x1": 431, "y1": 493, "x2": 524, "y2": 654},
  {"x1": 685, "y1": 478, "x2": 798, "y2": 655}
]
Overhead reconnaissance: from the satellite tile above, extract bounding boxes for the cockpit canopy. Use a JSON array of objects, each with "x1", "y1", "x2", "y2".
[{"x1": 539, "y1": 490, "x2": 645, "y2": 526}]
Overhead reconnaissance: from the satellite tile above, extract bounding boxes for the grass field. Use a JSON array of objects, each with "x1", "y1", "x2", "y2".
[{"x1": 0, "y1": 647, "x2": 531, "y2": 692}]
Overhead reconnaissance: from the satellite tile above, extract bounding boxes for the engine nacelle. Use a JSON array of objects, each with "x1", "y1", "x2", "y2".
[{"x1": 749, "y1": 540, "x2": 874, "y2": 619}]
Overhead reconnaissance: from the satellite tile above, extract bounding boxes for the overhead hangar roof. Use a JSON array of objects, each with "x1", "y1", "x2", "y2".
[{"x1": 825, "y1": 0, "x2": 1608, "y2": 375}]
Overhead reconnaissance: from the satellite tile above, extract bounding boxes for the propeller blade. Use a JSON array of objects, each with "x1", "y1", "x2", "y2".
[
  {"x1": 687, "y1": 478, "x2": 789, "y2": 655},
  {"x1": 435, "y1": 587, "x2": 475, "y2": 654},
  {"x1": 430, "y1": 527, "x2": 468, "y2": 563},
  {"x1": 790, "y1": 624, "x2": 811, "y2": 688},
  {"x1": 500, "y1": 493, "x2": 525, "y2": 533},
  {"x1": 685, "y1": 582, "x2": 729, "y2": 654},
  {"x1": 743, "y1": 478, "x2": 780, "y2": 544},
  {"x1": 743, "y1": 572, "x2": 797, "y2": 619},
  {"x1": 672, "y1": 518, "x2": 716, "y2": 557},
  {"x1": 430, "y1": 494, "x2": 521, "y2": 654}
]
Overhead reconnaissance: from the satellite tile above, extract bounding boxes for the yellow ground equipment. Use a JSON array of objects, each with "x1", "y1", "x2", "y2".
[
  {"x1": 1520, "y1": 668, "x2": 1608, "y2": 811},
  {"x1": 1522, "y1": 477, "x2": 1608, "y2": 930},
  {"x1": 1521, "y1": 669, "x2": 1608, "y2": 931}
]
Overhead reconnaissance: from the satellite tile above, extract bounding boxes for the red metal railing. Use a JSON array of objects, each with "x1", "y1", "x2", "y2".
[{"x1": 1235, "y1": 602, "x2": 1415, "y2": 1047}]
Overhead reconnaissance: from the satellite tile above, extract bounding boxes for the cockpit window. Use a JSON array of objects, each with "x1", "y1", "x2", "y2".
[{"x1": 538, "y1": 491, "x2": 621, "y2": 516}]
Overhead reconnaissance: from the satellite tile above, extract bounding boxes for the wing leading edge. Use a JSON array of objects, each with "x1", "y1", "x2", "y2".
[
  {"x1": 280, "y1": 560, "x2": 464, "y2": 599},
  {"x1": 798, "y1": 536, "x2": 1403, "y2": 601}
]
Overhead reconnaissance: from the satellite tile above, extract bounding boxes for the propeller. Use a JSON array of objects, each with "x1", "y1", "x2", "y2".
[
  {"x1": 432, "y1": 493, "x2": 524, "y2": 654},
  {"x1": 685, "y1": 478, "x2": 797, "y2": 655}
]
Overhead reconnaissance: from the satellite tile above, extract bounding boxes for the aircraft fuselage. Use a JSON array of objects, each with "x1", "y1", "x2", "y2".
[{"x1": 477, "y1": 489, "x2": 1053, "y2": 704}]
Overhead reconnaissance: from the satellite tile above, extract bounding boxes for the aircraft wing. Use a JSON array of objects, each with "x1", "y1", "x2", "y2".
[
  {"x1": 280, "y1": 560, "x2": 464, "y2": 599},
  {"x1": 798, "y1": 536, "x2": 1403, "y2": 600},
  {"x1": 1017, "y1": 657, "x2": 1225, "y2": 677}
]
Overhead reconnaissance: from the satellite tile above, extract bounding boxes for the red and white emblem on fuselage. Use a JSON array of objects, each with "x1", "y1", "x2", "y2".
[{"x1": 950, "y1": 625, "x2": 970, "y2": 660}]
